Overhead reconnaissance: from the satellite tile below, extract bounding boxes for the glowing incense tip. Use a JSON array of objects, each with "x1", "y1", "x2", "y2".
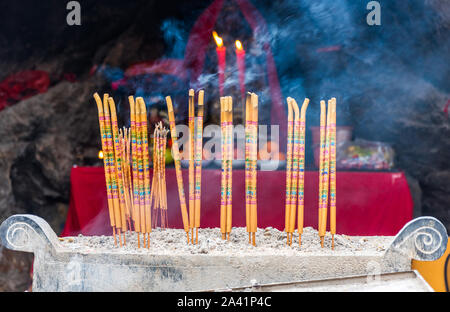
[
  {"x1": 212, "y1": 31, "x2": 223, "y2": 47},
  {"x1": 98, "y1": 150, "x2": 104, "y2": 159},
  {"x1": 235, "y1": 40, "x2": 243, "y2": 50}
]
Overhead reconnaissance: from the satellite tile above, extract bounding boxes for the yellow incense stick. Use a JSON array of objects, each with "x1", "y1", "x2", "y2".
[
  {"x1": 250, "y1": 93, "x2": 258, "y2": 246},
  {"x1": 194, "y1": 90, "x2": 205, "y2": 244},
  {"x1": 188, "y1": 89, "x2": 195, "y2": 243},
  {"x1": 285, "y1": 97, "x2": 293, "y2": 245},
  {"x1": 297, "y1": 98, "x2": 309, "y2": 247},
  {"x1": 166, "y1": 96, "x2": 190, "y2": 242},
  {"x1": 226, "y1": 96, "x2": 233, "y2": 239},
  {"x1": 318, "y1": 100, "x2": 326, "y2": 245},
  {"x1": 219, "y1": 97, "x2": 227, "y2": 239},
  {"x1": 289, "y1": 98, "x2": 300, "y2": 245}
]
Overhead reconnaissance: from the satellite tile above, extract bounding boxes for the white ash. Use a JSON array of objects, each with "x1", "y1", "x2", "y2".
[{"x1": 58, "y1": 227, "x2": 393, "y2": 256}]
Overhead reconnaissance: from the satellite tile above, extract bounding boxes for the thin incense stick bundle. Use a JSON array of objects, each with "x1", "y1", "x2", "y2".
[
  {"x1": 329, "y1": 98, "x2": 337, "y2": 249},
  {"x1": 244, "y1": 93, "x2": 252, "y2": 243},
  {"x1": 151, "y1": 125, "x2": 159, "y2": 229},
  {"x1": 220, "y1": 97, "x2": 227, "y2": 239},
  {"x1": 297, "y1": 98, "x2": 309, "y2": 247},
  {"x1": 94, "y1": 93, "x2": 117, "y2": 244},
  {"x1": 318, "y1": 100, "x2": 326, "y2": 246},
  {"x1": 285, "y1": 97, "x2": 294, "y2": 245},
  {"x1": 108, "y1": 97, "x2": 127, "y2": 246},
  {"x1": 250, "y1": 93, "x2": 258, "y2": 246},
  {"x1": 129, "y1": 96, "x2": 141, "y2": 247},
  {"x1": 138, "y1": 97, "x2": 151, "y2": 248},
  {"x1": 194, "y1": 90, "x2": 205, "y2": 244},
  {"x1": 226, "y1": 96, "x2": 233, "y2": 240},
  {"x1": 188, "y1": 89, "x2": 195, "y2": 243},
  {"x1": 120, "y1": 128, "x2": 132, "y2": 232},
  {"x1": 166, "y1": 96, "x2": 190, "y2": 243},
  {"x1": 104, "y1": 98, "x2": 122, "y2": 246},
  {"x1": 161, "y1": 127, "x2": 169, "y2": 228},
  {"x1": 288, "y1": 98, "x2": 300, "y2": 246}
]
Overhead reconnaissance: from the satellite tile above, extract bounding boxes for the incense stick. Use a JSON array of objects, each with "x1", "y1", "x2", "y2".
[
  {"x1": 188, "y1": 89, "x2": 195, "y2": 243},
  {"x1": 165, "y1": 96, "x2": 190, "y2": 243},
  {"x1": 194, "y1": 90, "x2": 205, "y2": 244},
  {"x1": 288, "y1": 98, "x2": 300, "y2": 245},
  {"x1": 318, "y1": 100, "x2": 326, "y2": 246},
  {"x1": 250, "y1": 93, "x2": 258, "y2": 246},
  {"x1": 129, "y1": 96, "x2": 141, "y2": 247},
  {"x1": 226, "y1": 96, "x2": 233, "y2": 240},
  {"x1": 285, "y1": 97, "x2": 294, "y2": 245},
  {"x1": 244, "y1": 93, "x2": 252, "y2": 243},
  {"x1": 220, "y1": 97, "x2": 227, "y2": 240},
  {"x1": 297, "y1": 98, "x2": 309, "y2": 247},
  {"x1": 329, "y1": 98, "x2": 337, "y2": 249}
]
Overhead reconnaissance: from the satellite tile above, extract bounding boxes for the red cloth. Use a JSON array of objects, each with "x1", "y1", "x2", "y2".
[{"x1": 62, "y1": 167, "x2": 413, "y2": 237}]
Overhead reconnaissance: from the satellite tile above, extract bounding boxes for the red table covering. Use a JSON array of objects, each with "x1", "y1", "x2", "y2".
[{"x1": 62, "y1": 167, "x2": 413, "y2": 237}]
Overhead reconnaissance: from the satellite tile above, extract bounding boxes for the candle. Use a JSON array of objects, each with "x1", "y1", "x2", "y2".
[
  {"x1": 235, "y1": 40, "x2": 246, "y2": 101},
  {"x1": 213, "y1": 31, "x2": 226, "y2": 97}
]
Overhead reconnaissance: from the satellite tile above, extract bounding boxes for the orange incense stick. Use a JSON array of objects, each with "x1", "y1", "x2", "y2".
[
  {"x1": 94, "y1": 93, "x2": 117, "y2": 245},
  {"x1": 329, "y1": 98, "x2": 337, "y2": 249},
  {"x1": 320, "y1": 100, "x2": 332, "y2": 247},
  {"x1": 219, "y1": 97, "x2": 227, "y2": 240},
  {"x1": 285, "y1": 97, "x2": 294, "y2": 245},
  {"x1": 194, "y1": 90, "x2": 205, "y2": 244},
  {"x1": 288, "y1": 98, "x2": 300, "y2": 245},
  {"x1": 318, "y1": 100, "x2": 326, "y2": 246},
  {"x1": 103, "y1": 97, "x2": 122, "y2": 246},
  {"x1": 129, "y1": 96, "x2": 141, "y2": 247},
  {"x1": 250, "y1": 93, "x2": 258, "y2": 246},
  {"x1": 166, "y1": 96, "x2": 190, "y2": 243},
  {"x1": 297, "y1": 98, "x2": 309, "y2": 247},
  {"x1": 244, "y1": 93, "x2": 252, "y2": 243},
  {"x1": 226, "y1": 96, "x2": 233, "y2": 240},
  {"x1": 188, "y1": 89, "x2": 195, "y2": 243}
]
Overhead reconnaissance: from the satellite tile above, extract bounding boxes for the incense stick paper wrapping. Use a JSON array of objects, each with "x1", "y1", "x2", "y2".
[
  {"x1": 250, "y1": 93, "x2": 258, "y2": 234},
  {"x1": 165, "y1": 96, "x2": 190, "y2": 236},
  {"x1": 219, "y1": 97, "x2": 227, "y2": 236},
  {"x1": 94, "y1": 93, "x2": 115, "y2": 229},
  {"x1": 297, "y1": 98, "x2": 309, "y2": 236},
  {"x1": 244, "y1": 93, "x2": 252, "y2": 234},
  {"x1": 108, "y1": 98, "x2": 127, "y2": 232},
  {"x1": 129, "y1": 96, "x2": 141, "y2": 233},
  {"x1": 138, "y1": 98, "x2": 152, "y2": 234},
  {"x1": 320, "y1": 101, "x2": 332, "y2": 238},
  {"x1": 329, "y1": 98, "x2": 337, "y2": 236},
  {"x1": 318, "y1": 100, "x2": 326, "y2": 235},
  {"x1": 194, "y1": 90, "x2": 204, "y2": 229},
  {"x1": 135, "y1": 99, "x2": 146, "y2": 234},
  {"x1": 285, "y1": 98, "x2": 294, "y2": 233},
  {"x1": 103, "y1": 98, "x2": 122, "y2": 230},
  {"x1": 226, "y1": 96, "x2": 233, "y2": 234},
  {"x1": 188, "y1": 90, "x2": 195, "y2": 231},
  {"x1": 289, "y1": 99, "x2": 300, "y2": 234}
]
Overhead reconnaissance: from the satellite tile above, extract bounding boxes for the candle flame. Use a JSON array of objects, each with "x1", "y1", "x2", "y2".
[
  {"x1": 212, "y1": 31, "x2": 223, "y2": 47},
  {"x1": 235, "y1": 40, "x2": 243, "y2": 50},
  {"x1": 98, "y1": 150, "x2": 104, "y2": 159}
]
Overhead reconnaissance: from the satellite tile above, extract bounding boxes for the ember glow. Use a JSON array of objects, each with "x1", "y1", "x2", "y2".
[
  {"x1": 235, "y1": 40, "x2": 243, "y2": 51},
  {"x1": 98, "y1": 150, "x2": 104, "y2": 160}
]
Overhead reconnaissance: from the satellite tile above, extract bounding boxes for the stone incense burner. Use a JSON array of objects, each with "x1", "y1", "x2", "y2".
[{"x1": 0, "y1": 214, "x2": 447, "y2": 291}]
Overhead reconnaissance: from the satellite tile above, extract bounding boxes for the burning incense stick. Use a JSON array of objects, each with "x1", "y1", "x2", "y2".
[
  {"x1": 194, "y1": 90, "x2": 205, "y2": 244},
  {"x1": 226, "y1": 96, "x2": 233, "y2": 240},
  {"x1": 129, "y1": 96, "x2": 141, "y2": 247},
  {"x1": 288, "y1": 98, "x2": 300, "y2": 246},
  {"x1": 166, "y1": 96, "x2": 190, "y2": 243},
  {"x1": 138, "y1": 97, "x2": 151, "y2": 248},
  {"x1": 220, "y1": 97, "x2": 227, "y2": 240},
  {"x1": 250, "y1": 93, "x2": 258, "y2": 246},
  {"x1": 244, "y1": 93, "x2": 252, "y2": 243},
  {"x1": 108, "y1": 97, "x2": 127, "y2": 246},
  {"x1": 329, "y1": 98, "x2": 337, "y2": 249},
  {"x1": 319, "y1": 100, "x2": 332, "y2": 247},
  {"x1": 188, "y1": 89, "x2": 195, "y2": 243},
  {"x1": 318, "y1": 100, "x2": 326, "y2": 246},
  {"x1": 285, "y1": 97, "x2": 294, "y2": 245},
  {"x1": 94, "y1": 93, "x2": 117, "y2": 244},
  {"x1": 297, "y1": 98, "x2": 309, "y2": 247},
  {"x1": 103, "y1": 97, "x2": 122, "y2": 246}
]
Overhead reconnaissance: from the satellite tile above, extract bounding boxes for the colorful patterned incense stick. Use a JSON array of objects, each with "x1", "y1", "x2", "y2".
[
  {"x1": 166, "y1": 96, "x2": 190, "y2": 243},
  {"x1": 285, "y1": 97, "x2": 294, "y2": 245},
  {"x1": 329, "y1": 98, "x2": 337, "y2": 249},
  {"x1": 226, "y1": 96, "x2": 233, "y2": 240},
  {"x1": 194, "y1": 90, "x2": 205, "y2": 244},
  {"x1": 250, "y1": 93, "x2": 258, "y2": 246},
  {"x1": 220, "y1": 97, "x2": 227, "y2": 240},
  {"x1": 94, "y1": 93, "x2": 117, "y2": 245},
  {"x1": 244, "y1": 93, "x2": 252, "y2": 243},
  {"x1": 129, "y1": 96, "x2": 141, "y2": 247},
  {"x1": 288, "y1": 98, "x2": 300, "y2": 246},
  {"x1": 297, "y1": 98, "x2": 309, "y2": 247},
  {"x1": 188, "y1": 89, "x2": 195, "y2": 243},
  {"x1": 318, "y1": 100, "x2": 326, "y2": 245}
]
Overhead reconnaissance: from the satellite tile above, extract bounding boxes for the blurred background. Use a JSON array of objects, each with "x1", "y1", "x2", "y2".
[{"x1": 0, "y1": 0, "x2": 448, "y2": 291}]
